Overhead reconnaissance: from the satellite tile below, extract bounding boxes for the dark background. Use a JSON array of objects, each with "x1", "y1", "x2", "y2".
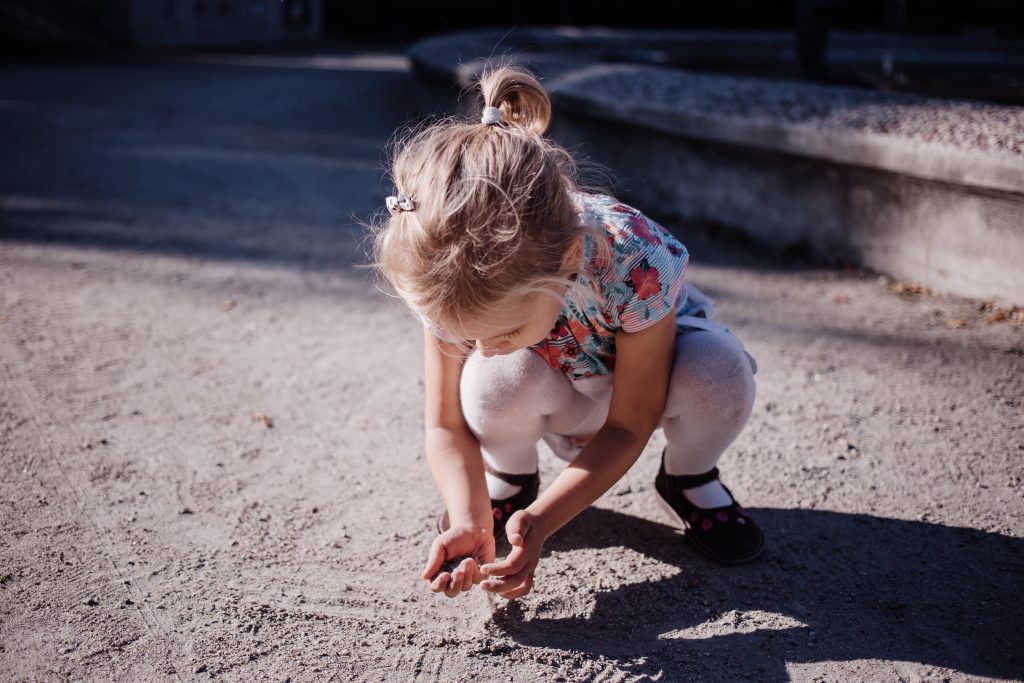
[
  {"x1": 1, "y1": 0, "x2": 1023, "y2": 52},
  {"x1": 325, "y1": 0, "x2": 1024, "y2": 42}
]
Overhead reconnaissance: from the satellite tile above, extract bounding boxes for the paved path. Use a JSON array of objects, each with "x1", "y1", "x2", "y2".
[{"x1": 1, "y1": 46, "x2": 1022, "y2": 682}]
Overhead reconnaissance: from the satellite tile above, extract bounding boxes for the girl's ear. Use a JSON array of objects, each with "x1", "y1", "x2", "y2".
[{"x1": 561, "y1": 236, "x2": 584, "y2": 274}]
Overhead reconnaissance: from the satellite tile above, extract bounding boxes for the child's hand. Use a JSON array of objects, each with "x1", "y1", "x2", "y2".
[
  {"x1": 479, "y1": 510, "x2": 545, "y2": 600},
  {"x1": 422, "y1": 524, "x2": 495, "y2": 598}
]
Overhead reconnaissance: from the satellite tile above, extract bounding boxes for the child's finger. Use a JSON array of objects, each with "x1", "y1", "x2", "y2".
[
  {"x1": 456, "y1": 568, "x2": 474, "y2": 593},
  {"x1": 423, "y1": 531, "x2": 466, "y2": 580},
  {"x1": 485, "y1": 570, "x2": 535, "y2": 600},
  {"x1": 421, "y1": 537, "x2": 447, "y2": 580},
  {"x1": 504, "y1": 513, "x2": 531, "y2": 547},
  {"x1": 481, "y1": 561, "x2": 534, "y2": 594},
  {"x1": 443, "y1": 574, "x2": 463, "y2": 598},
  {"x1": 480, "y1": 545, "x2": 526, "y2": 577},
  {"x1": 497, "y1": 573, "x2": 534, "y2": 600},
  {"x1": 458, "y1": 558, "x2": 477, "y2": 585},
  {"x1": 455, "y1": 557, "x2": 479, "y2": 593},
  {"x1": 428, "y1": 572, "x2": 451, "y2": 593}
]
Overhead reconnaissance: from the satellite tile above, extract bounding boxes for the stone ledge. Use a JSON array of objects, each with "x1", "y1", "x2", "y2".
[
  {"x1": 411, "y1": 30, "x2": 1024, "y2": 194},
  {"x1": 409, "y1": 28, "x2": 1024, "y2": 304},
  {"x1": 550, "y1": 64, "x2": 1024, "y2": 195}
]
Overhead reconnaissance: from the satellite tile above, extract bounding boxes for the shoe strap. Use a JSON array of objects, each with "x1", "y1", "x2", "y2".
[
  {"x1": 483, "y1": 460, "x2": 538, "y2": 488},
  {"x1": 665, "y1": 466, "x2": 720, "y2": 489}
]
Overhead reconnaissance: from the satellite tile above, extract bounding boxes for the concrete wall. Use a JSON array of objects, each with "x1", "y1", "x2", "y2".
[{"x1": 553, "y1": 114, "x2": 1024, "y2": 305}]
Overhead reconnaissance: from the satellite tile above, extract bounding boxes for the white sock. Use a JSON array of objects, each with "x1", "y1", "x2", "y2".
[
  {"x1": 485, "y1": 472, "x2": 521, "y2": 500},
  {"x1": 683, "y1": 480, "x2": 734, "y2": 508}
]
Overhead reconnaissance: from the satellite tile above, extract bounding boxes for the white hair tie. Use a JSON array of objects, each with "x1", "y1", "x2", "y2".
[
  {"x1": 481, "y1": 106, "x2": 503, "y2": 125},
  {"x1": 386, "y1": 192, "x2": 415, "y2": 215}
]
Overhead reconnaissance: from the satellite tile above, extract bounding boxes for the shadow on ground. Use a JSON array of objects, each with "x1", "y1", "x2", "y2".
[{"x1": 491, "y1": 507, "x2": 1024, "y2": 681}]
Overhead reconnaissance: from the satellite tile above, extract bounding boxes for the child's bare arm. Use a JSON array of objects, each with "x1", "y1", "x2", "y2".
[
  {"x1": 481, "y1": 310, "x2": 677, "y2": 597},
  {"x1": 422, "y1": 332, "x2": 493, "y2": 532},
  {"x1": 526, "y1": 311, "x2": 677, "y2": 538}
]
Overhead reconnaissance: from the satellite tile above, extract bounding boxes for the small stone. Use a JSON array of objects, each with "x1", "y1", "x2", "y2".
[{"x1": 430, "y1": 558, "x2": 467, "y2": 582}]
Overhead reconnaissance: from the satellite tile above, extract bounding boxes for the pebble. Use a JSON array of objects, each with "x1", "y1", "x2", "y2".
[{"x1": 430, "y1": 557, "x2": 469, "y2": 582}]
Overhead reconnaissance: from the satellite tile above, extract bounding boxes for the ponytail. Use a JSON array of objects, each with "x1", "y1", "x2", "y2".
[{"x1": 478, "y1": 63, "x2": 552, "y2": 136}]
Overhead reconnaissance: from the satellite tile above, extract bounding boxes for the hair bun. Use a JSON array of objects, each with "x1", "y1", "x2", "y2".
[{"x1": 478, "y1": 63, "x2": 552, "y2": 136}]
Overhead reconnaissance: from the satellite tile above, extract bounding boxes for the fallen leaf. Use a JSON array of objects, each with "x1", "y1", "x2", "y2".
[
  {"x1": 251, "y1": 412, "x2": 273, "y2": 429},
  {"x1": 223, "y1": 299, "x2": 236, "y2": 311},
  {"x1": 982, "y1": 306, "x2": 1024, "y2": 324},
  {"x1": 889, "y1": 280, "x2": 929, "y2": 296},
  {"x1": 945, "y1": 319, "x2": 969, "y2": 329},
  {"x1": 832, "y1": 294, "x2": 850, "y2": 304},
  {"x1": 984, "y1": 310, "x2": 1009, "y2": 324}
]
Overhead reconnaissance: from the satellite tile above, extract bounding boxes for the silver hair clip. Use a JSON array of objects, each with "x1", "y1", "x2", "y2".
[
  {"x1": 386, "y1": 192, "x2": 415, "y2": 215},
  {"x1": 481, "y1": 106, "x2": 503, "y2": 125}
]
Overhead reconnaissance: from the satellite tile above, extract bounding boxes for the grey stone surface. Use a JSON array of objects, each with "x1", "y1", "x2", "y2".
[
  {"x1": 552, "y1": 63, "x2": 1024, "y2": 193},
  {"x1": 553, "y1": 114, "x2": 1024, "y2": 305},
  {"x1": 411, "y1": 28, "x2": 1024, "y2": 304}
]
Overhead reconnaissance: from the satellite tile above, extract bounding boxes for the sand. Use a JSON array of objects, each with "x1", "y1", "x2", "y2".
[{"x1": 1, "y1": 46, "x2": 1022, "y2": 682}]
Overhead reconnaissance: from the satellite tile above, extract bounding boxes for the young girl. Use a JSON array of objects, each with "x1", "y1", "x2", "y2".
[{"x1": 372, "y1": 63, "x2": 763, "y2": 601}]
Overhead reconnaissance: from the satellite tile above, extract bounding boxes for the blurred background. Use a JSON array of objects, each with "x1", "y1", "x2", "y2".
[{"x1": 2, "y1": 0, "x2": 1023, "y2": 103}]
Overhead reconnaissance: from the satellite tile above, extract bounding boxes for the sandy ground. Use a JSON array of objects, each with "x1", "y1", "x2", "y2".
[{"x1": 1, "y1": 45, "x2": 1023, "y2": 682}]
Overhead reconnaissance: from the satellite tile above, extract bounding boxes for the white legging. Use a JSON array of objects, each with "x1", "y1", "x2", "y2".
[{"x1": 460, "y1": 320, "x2": 758, "y2": 482}]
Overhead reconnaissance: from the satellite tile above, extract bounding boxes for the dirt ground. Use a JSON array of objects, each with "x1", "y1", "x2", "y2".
[{"x1": 1, "y1": 46, "x2": 1022, "y2": 682}]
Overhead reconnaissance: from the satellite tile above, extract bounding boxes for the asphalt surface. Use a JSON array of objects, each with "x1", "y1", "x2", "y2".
[{"x1": 1, "y1": 45, "x2": 1022, "y2": 682}]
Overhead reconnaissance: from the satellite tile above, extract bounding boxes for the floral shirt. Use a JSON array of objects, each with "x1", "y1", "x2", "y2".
[
  {"x1": 529, "y1": 192, "x2": 699, "y2": 379},
  {"x1": 425, "y1": 192, "x2": 714, "y2": 380}
]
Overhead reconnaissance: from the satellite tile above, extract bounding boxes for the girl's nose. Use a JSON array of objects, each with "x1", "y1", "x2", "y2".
[{"x1": 476, "y1": 339, "x2": 505, "y2": 357}]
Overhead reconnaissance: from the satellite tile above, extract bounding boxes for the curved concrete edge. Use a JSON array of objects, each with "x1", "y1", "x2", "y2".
[
  {"x1": 410, "y1": 28, "x2": 1024, "y2": 68},
  {"x1": 552, "y1": 113, "x2": 1024, "y2": 306},
  {"x1": 412, "y1": 33, "x2": 1024, "y2": 195},
  {"x1": 549, "y1": 64, "x2": 1024, "y2": 196},
  {"x1": 409, "y1": 30, "x2": 1024, "y2": 305}
]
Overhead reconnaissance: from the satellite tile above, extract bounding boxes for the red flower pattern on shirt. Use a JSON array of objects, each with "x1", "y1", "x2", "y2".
[
  {"x1": 629, "y1": 215, "x2": 660, "y2": 246},
  {"x1": 568, "y1": 319, "x2": 592, "y2": 343},
  {"x1": 628, "y1": 264, "x2": 662, "y2": 300}
]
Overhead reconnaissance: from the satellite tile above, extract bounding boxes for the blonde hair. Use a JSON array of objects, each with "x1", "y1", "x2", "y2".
[{"x1": 370, "y1": 60, "x2": 612, "y2": 335}]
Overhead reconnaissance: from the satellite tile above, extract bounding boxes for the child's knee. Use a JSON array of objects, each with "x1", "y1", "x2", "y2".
[
  {"x1": 461, "y1": 349, "x2": 559, "y2": 429},
  {"x1": 666, "y1": 331, "x2": 756, "y2": 426}
]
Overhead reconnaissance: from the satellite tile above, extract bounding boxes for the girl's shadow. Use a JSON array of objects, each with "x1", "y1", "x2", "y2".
[{"x1": 490, "y1": 506, "x2": 1024, "y2": 682}]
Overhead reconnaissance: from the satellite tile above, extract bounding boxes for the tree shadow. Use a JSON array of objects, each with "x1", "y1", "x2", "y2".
[{"x1": 490, "y1": 506, "x2": 1024, "y2": 682}]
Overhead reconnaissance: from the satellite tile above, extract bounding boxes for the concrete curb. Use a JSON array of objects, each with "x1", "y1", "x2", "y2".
[
  {"x1": 549, "y1": 64, "x2": 1024, "y2": 196},
  {"x1": 409, "y1": 29, "x2": 1024, "y2": 305}
]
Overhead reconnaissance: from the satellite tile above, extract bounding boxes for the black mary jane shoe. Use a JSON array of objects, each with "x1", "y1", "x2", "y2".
[
  {"x1": 654, "y1": 453, "x2": 765, "y2": 564},
  {"x1": 436, "y1": 464, "x2": 539, "y2": 542}
]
